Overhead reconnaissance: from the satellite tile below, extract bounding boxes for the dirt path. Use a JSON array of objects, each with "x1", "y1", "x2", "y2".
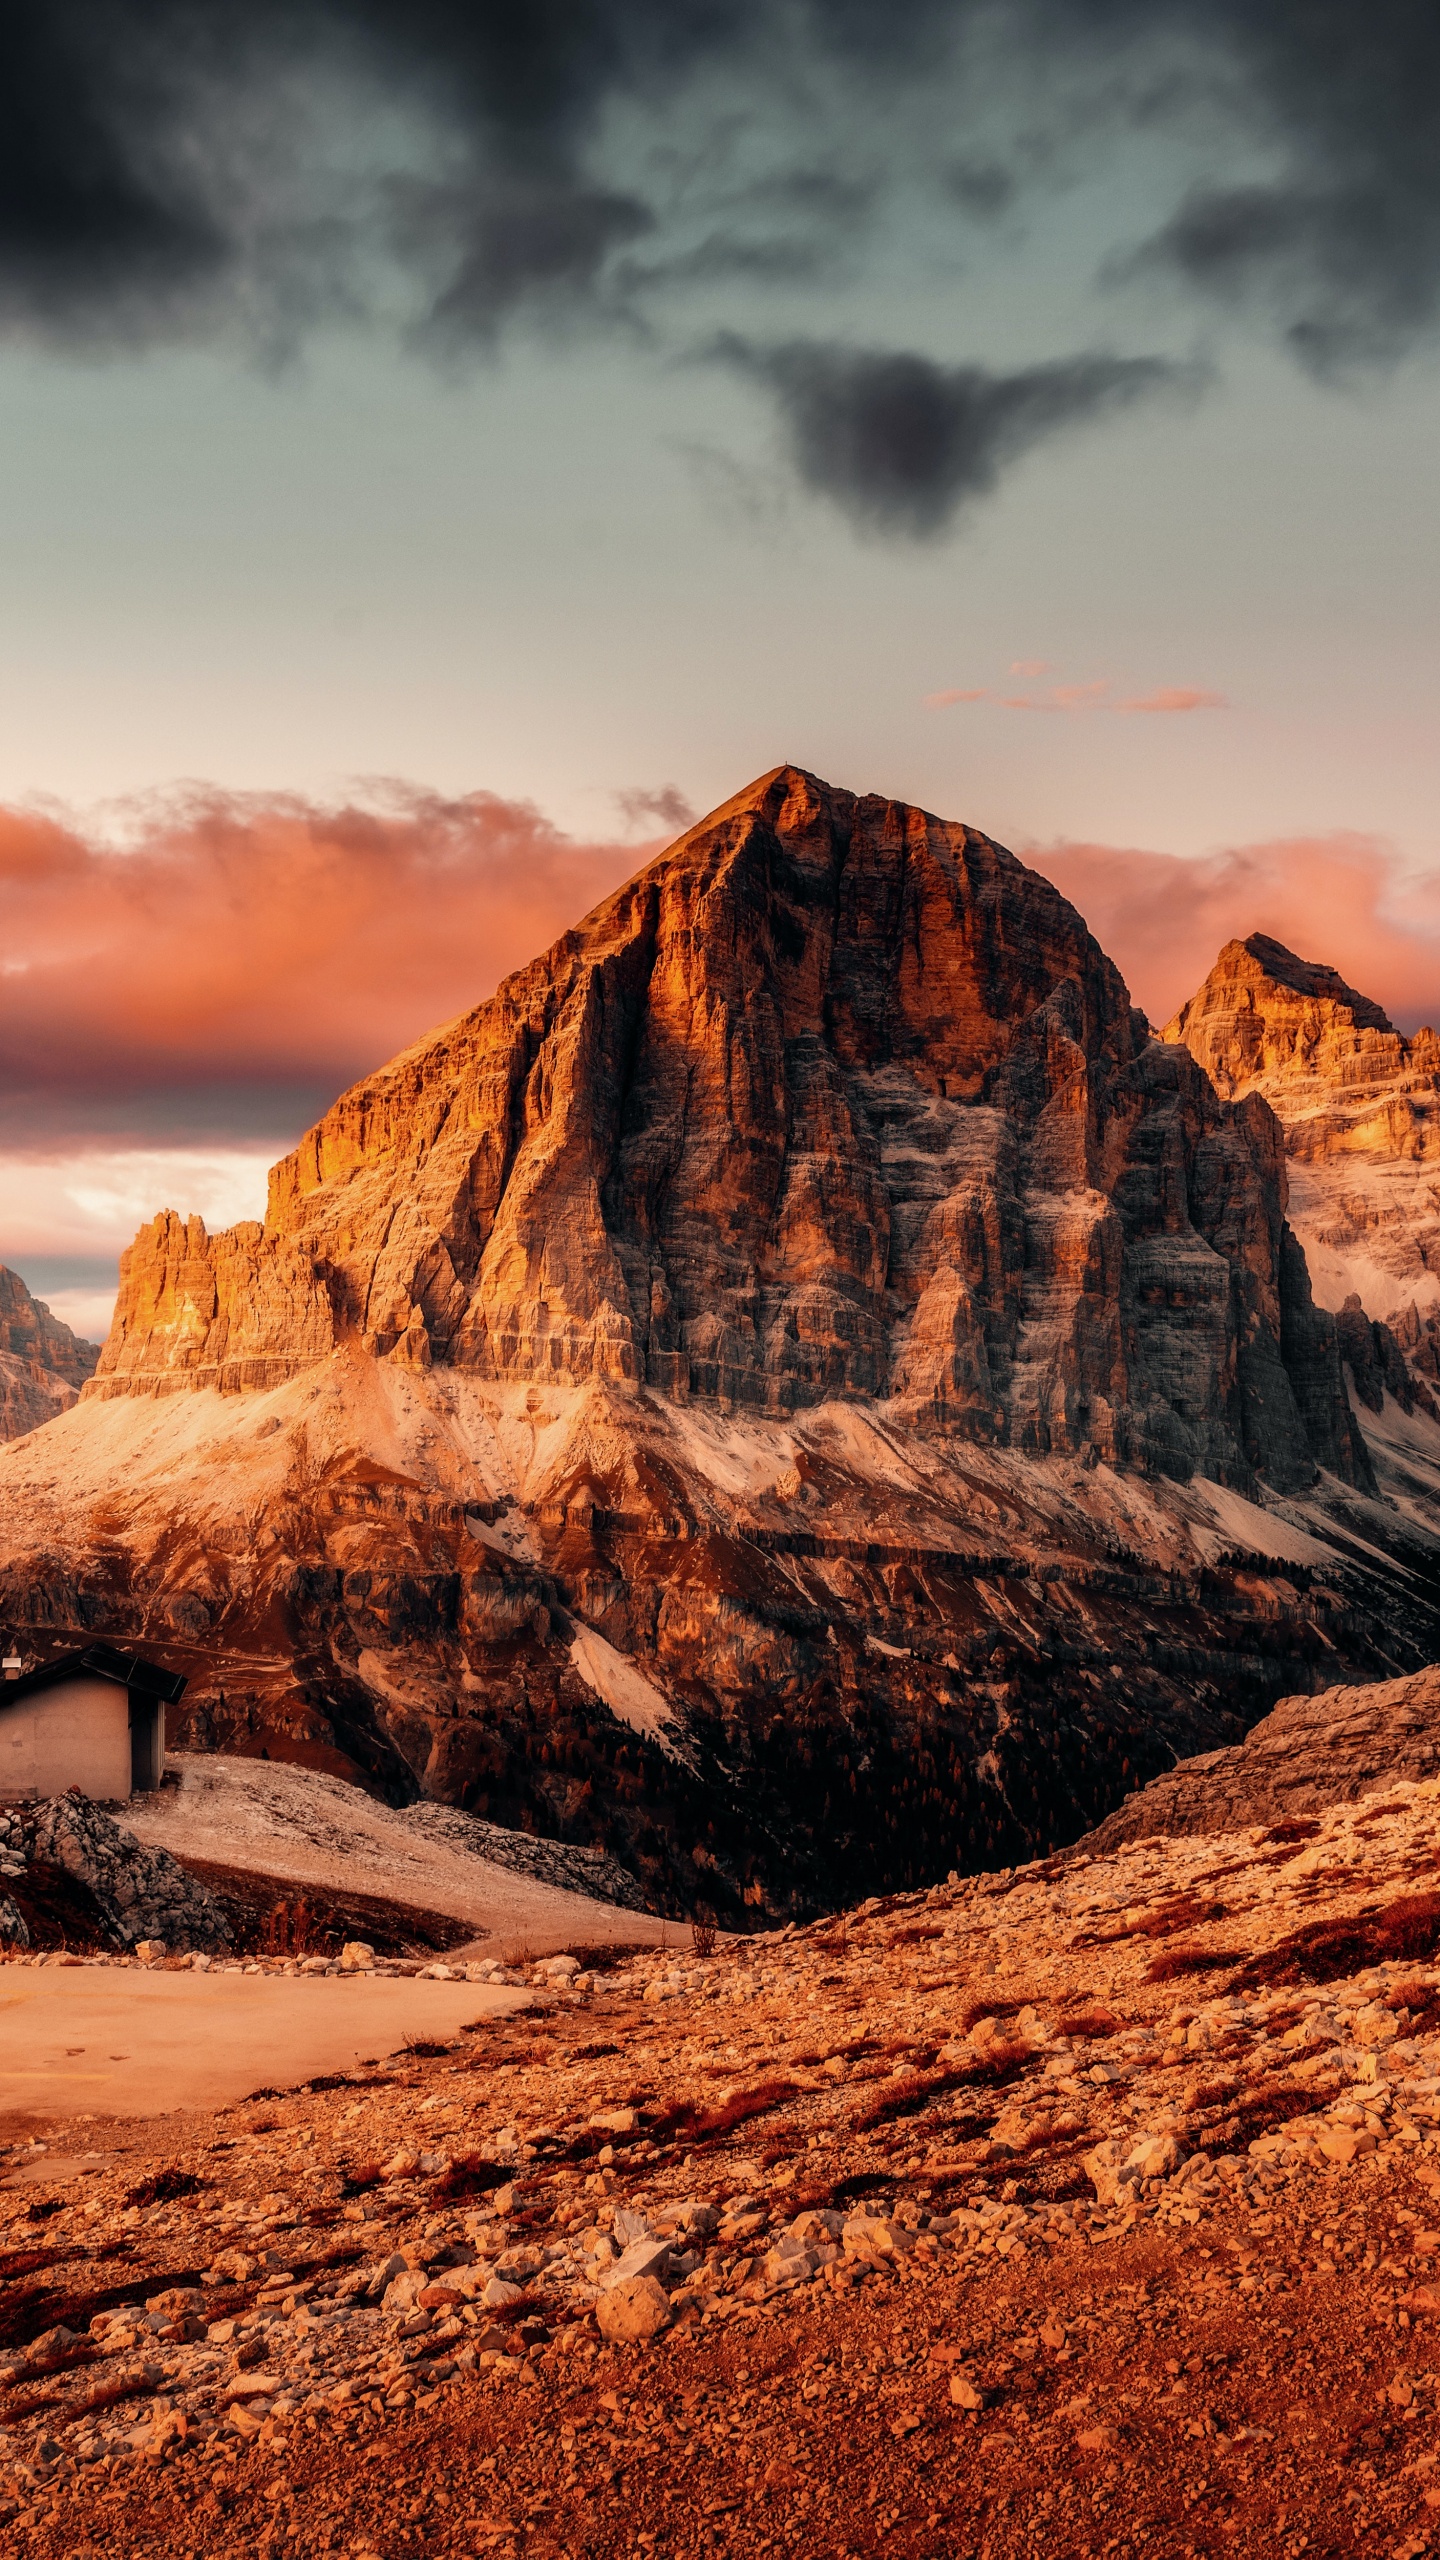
[{"x1": 0, "y1": 1972, "x2": 531, "y2": 2118}]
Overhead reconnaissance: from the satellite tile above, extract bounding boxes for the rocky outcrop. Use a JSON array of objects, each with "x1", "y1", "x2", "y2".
[
  {"x1": 1165, "y1": 936, "x2": 1440, "y2": 1349},
  {"x1": 92, "y1": 769, "x2": 1368, "y2": 1499},
  {"x1": 0, "y1": 1265, "x2": 98, "y2": 1441},
  {"x1": 1079, "y1": 1664, "x2": 1440, "y2": 1850},
  {"x1": 0, "y1": 1794, "x2": 232, "y2": 1952},
  {"x1": 399, "y1": 1803, "x2": 652, "y2": 1912}
]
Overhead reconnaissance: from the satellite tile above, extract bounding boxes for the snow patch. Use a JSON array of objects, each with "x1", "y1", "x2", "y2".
[
  {"x1": 1185, "y1": 1479, "x2": 1335, "y2": 1568},
  {"x1": 568, "y1": 1626, "x2": 690, "y2": 1762}
]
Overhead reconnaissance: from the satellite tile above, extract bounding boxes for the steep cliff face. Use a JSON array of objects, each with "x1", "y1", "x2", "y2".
[
  {"x1": 1165, "y1": 935, "x2": 1440, "y2": 1332},
  {"x1": 92, "y1": 770, "x2": 1365, "y2": 1499},
  {"x1": 5, "y1": 773, "x2": 1433, "y2": 1918},
  {"x1": 0, "y1": 1265, "x2": 99, "y2": 1441}
]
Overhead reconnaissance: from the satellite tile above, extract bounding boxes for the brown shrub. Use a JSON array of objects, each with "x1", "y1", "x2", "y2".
[
  {"x1": 646, "y1": 2077, "x2": 799, "y2": 2149},
  {"x1": 851, "y1": 2045, "x2": 1034, "y2": 2134},
  {"x1": 431, "y1": 2154, "x2": 516, "y2": 2202},
  {"x1": 1136, "y1": 1896, "x2": 1226, "y2": 1940},
  {"x1": 1055, "y1": 2004, "x2": 1122, "y2": 2040},
  {"x1": 959, "y1": 1997, "x2": 1025, "y2": 2033},
  {"x1": 1261, "y1": 1817, "x2": 1322, "y2": 1846},
  {"x1": 1192, "y1": 2086, "x2": 1316, "y2": 2149},
  {"x1": 1229, "y1": 1892, "x2": 1440, "y2": 1992},
  {"x1": 0, "y1": 2262, "x2": 212, "y2": 2353},
  {"x1": 123, "y1": 2168, "x2": 207, "y2": 2208},
  {"x1": 0, "y1": 2247, "x2": 68, "y2": 2284},
  {"x1": 262, "y1": 1895, "x2": 321, "y2": 1957},
  {"x1": 1144, "y1": 1946, "x2": 1240, "y2": 1984}
]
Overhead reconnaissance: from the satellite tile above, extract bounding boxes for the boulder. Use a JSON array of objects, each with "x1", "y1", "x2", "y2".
[
  {"x1": 595, "y1": 2275, "x2": 671, "y2": 2343},
  {"x1": 25, "y1": 1796, "x2": 230, "y2": 1955}
]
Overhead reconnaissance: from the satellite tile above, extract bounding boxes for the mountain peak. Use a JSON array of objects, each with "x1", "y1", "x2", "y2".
[
  {"x1": 1164, "y1": 933, "x2": 1419, "y2": 1097},
  {"x1": 0, "y1": 1263, "x2": 100, "y2": 1440},
  {"x1": 1201, "y1": 933, "x2": 1396, "y2": 1036},
  {"x1": 1165, "y1": 933, "x2": 1440, "y2": 1331},
  {"x1": 85, "y1": 770, "x2": 1367, "y2": 1502}
]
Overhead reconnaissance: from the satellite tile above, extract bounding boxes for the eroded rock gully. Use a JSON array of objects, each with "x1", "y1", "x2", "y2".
[
  {"x1": 4, "y1": 770, "x2": 1440, "y2": 1913},
  {"x1": 12, "y1": 1772, "x2": 1440, "y2": 2558}
]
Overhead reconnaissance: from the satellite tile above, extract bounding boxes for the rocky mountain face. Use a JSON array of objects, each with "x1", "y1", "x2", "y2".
[
  {"x1": 1165, "y1": 937, "x2": 1440, "y2": 1387},
  {"x1": 91, "y1": 771, "x2": 1369, "y2": 1495},
  {"x1": 0, "y1": 1264, "x2": 99, "y2": 1441},
  {"x1": 3, "y1": 770, "x2": 1439, "y2": 1918},
  {"x1": 1082, "y1": 1662, "x2": 1440, "y2": 1851}
]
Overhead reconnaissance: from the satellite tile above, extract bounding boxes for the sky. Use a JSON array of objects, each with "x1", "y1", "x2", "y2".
[{"x1": 4, "y1": 0, "x2": 1440, "y2": 1342}]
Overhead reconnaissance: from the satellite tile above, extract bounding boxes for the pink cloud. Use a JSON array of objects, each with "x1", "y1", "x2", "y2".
[
  {"x1": 1009, "y1": 658, "x2": 1052, "y2": 678},
  {"x1": 1026, "y1": 832, "x2": 1440, "y2": 1034},
  {"x1": 926, "y1": 679, "x2": 1226, "y2": 716},
  {"x1": 1114, "y1": 687, "x2": 1228, "y2": 715},
  {"x1": 0, "y1": 784, "x2": 648, "y2": 1152},
  {"x1": 1000, "y1": 680, "x2": 1111, "y2": 713}
]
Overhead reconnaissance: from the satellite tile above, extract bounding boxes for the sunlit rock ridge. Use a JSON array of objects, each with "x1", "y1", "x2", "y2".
[{"x1": 5, "y1": 770, "x2": 1440, "y2": 1918}]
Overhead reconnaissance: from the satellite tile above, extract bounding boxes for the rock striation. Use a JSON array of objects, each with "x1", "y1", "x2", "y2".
[
  {"x1": 4, "y1": 772, "x2": 1439, "y2": 1915},
  {"x1": 0, "y1": 1265, "x2": 98, "y2": 1441},
  {"x1": 1079, "y1": 1663, "x2": 1440, "y2": 1850},
  {"x1": 1165, "y1": 935, "x2": 1440, "y2": 1355}
]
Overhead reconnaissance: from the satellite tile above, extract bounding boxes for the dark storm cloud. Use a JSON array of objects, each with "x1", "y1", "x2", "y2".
[
  {"x1": 408, "y1": 175, "x2": 654, "y2": 345},
  {"x1": 4, "y1": 0, "x2": 1440, "y2": 492},
  {"x1": 1145, "y1": 0, "x2": 1440, "y2": 371},
  {"x1": 0, "y1": 2, "x2": 230, "y2": 333},
  {"x1": 713, "y1": 337, "x2": 1193, "y2": 536}
]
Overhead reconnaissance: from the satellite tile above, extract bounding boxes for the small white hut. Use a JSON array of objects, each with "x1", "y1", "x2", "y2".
[{"x1": 0, "y1": 1643, "x2": 186, "y2": 1800}]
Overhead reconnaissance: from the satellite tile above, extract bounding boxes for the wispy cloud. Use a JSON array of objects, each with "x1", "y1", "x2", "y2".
[
  {"x1": 613, "y1": 784, "x2": 696, "y2": 834},
  {"x1": 925, "y1": 678, "x2": 1228, "y2": 715},
  {"x1": 1114, "y1": 686, "x2": 1228, "y2": 715}
]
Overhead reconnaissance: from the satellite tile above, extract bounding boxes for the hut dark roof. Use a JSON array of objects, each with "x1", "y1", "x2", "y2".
[{"x1": 1, "y1": 1642, "x2": 187, "y2": 1707}]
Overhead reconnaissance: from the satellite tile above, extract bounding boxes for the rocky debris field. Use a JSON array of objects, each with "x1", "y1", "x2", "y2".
[
  {"x1": 11, "y1": 1779, "x2": 1440, "y2": 2556},
  {"x1": 398, "y1": 1807, "x2": 651, "y2": 1915}
]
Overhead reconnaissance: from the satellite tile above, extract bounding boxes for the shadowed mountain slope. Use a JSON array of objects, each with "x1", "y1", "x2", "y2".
[{"x1": 0, "y1": 1264, "x2": 99, "y2": 1441}]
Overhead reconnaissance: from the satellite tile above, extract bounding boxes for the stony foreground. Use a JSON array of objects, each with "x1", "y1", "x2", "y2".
[{"x1": 10, "y1": 1775, "x2": 1440, "y2": 2556}]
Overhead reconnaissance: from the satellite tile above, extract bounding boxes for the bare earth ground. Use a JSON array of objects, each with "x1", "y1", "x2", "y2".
[
  {"x1": 0, "y1": 1974, "x2": 532, "y2": 2117},
  {"x1": 10, "y1": 1777, "x2": 1440, "y2": 2557}
]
